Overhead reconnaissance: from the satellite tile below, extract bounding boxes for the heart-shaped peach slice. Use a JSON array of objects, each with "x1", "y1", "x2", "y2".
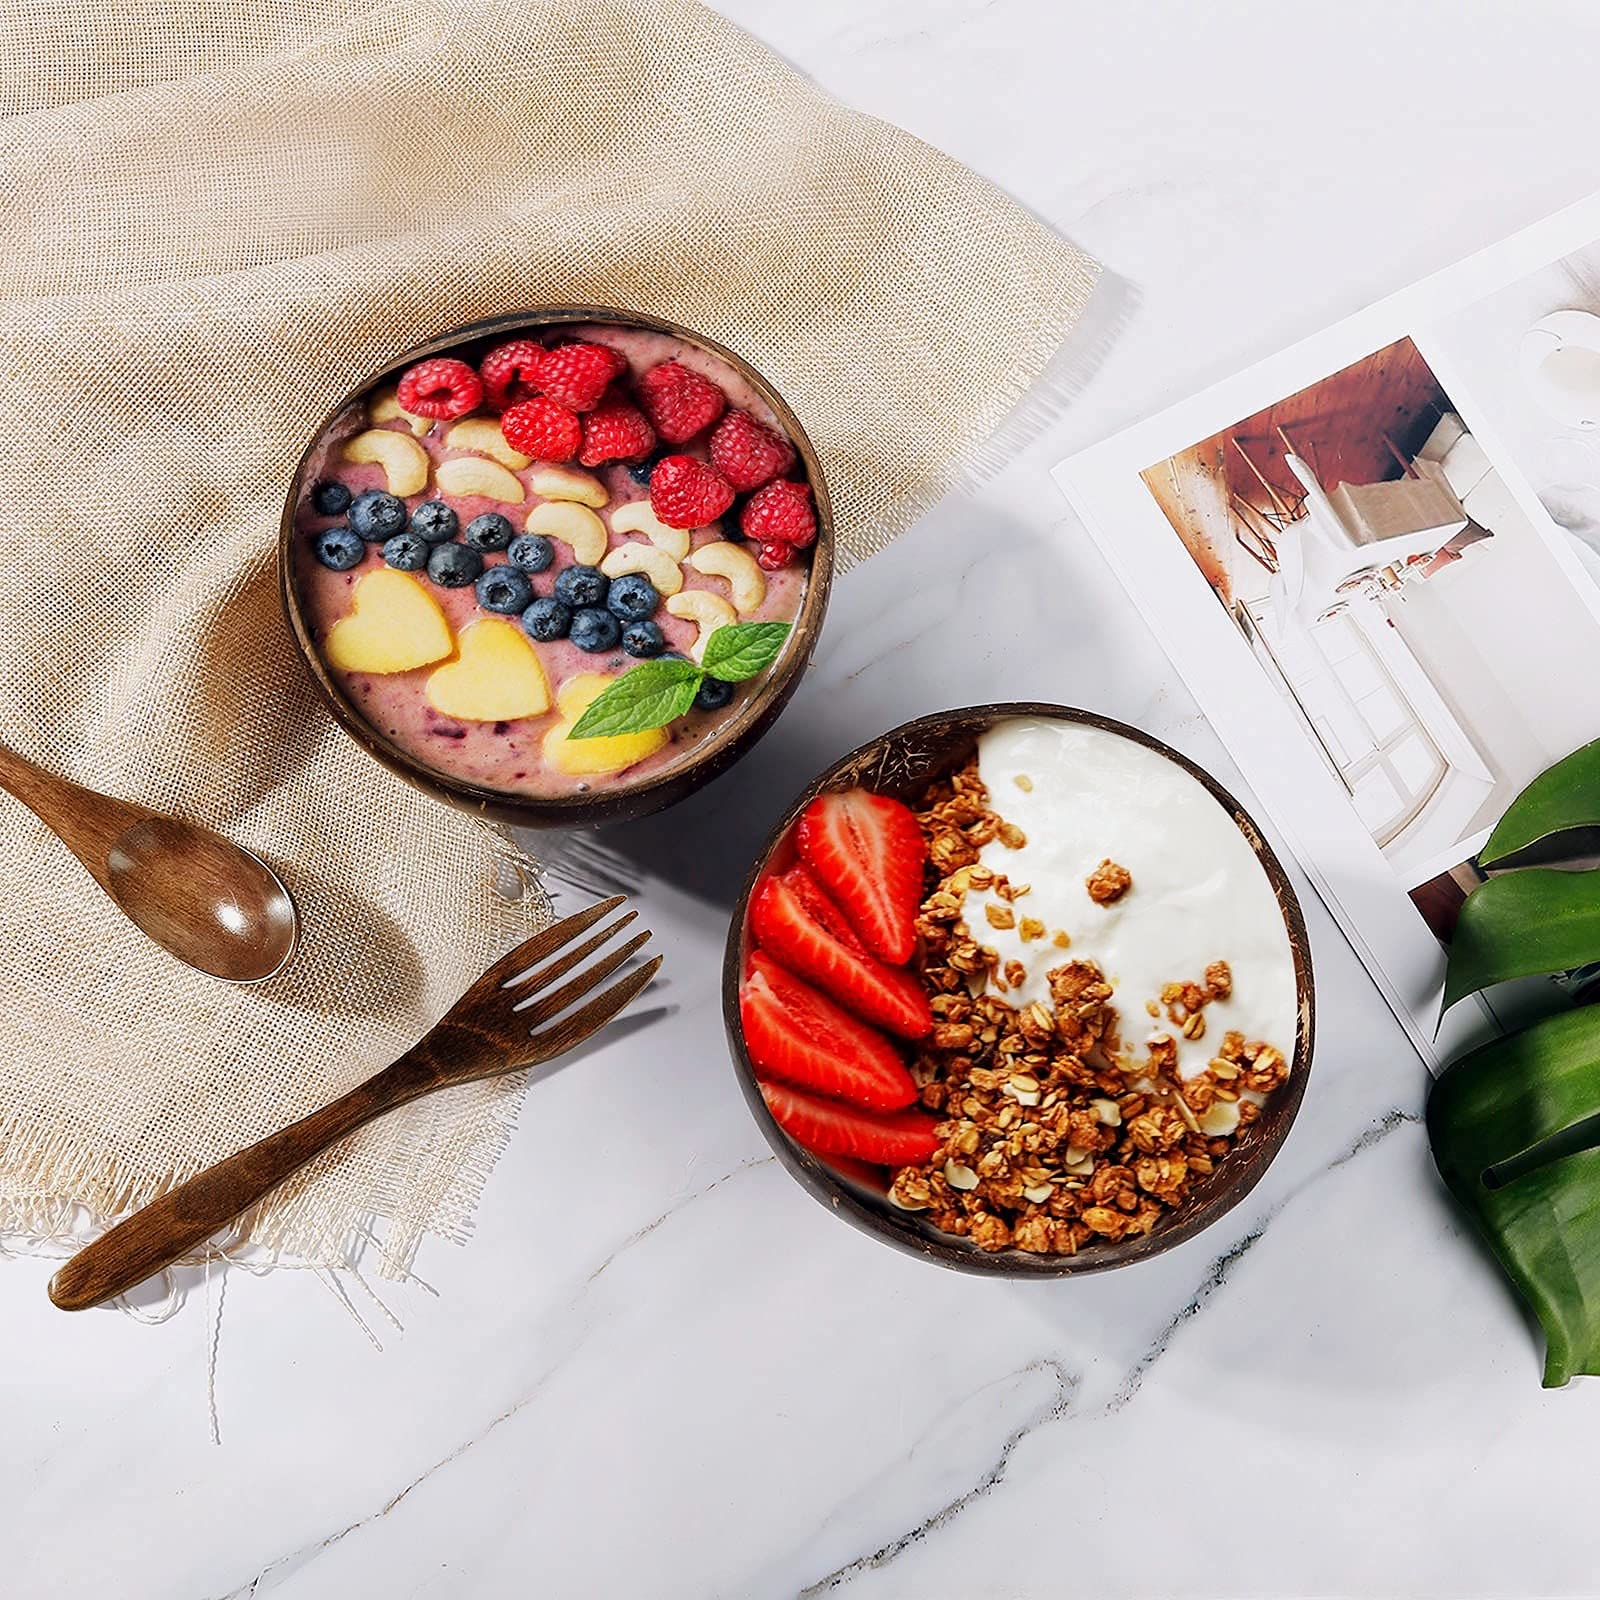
[
  {"x1": 325, "y1": 569, "x2": 455, "y2": 675},
  {"x1": 544, "y1": 673, "x2": 668, "y2": 776},
  {"x1": 425, "y1": 618, "x2": 551, "y2": 722}
]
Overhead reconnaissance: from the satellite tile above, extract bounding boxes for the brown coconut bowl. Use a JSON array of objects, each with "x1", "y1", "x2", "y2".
[
  {"x1": 279, "y1": 307, "x2": 834, "y2": 829},
  {"x1": 722, "y1": 703, "x2": 1316, "y2": 1277}
]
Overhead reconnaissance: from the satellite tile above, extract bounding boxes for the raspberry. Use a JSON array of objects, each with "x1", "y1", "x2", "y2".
[
  {"x1": 709, "y1": 409, "x2": 795, "y2": 492},
  {"x1": 649, "y1": 454, "x2": 735, "y2": 529},
  {"x1": 479, "y1": 340, "x2": 545, "y2": 410},
  {"x1": 578, "y1": 399, "x2": 656, "y2": 467},
  {"x1": 636, "y1": 360, "x2": 727, "y2": 444},
  {"x1": 740, "y1": 478, "x2": 816, "y2": 548},
  {"x1": 537, "y1": 342, "x2": 626, "y2": 412},
  {"x1": 756, "y1": 539, "x2": 797, "y2": 571},
  {"x1": 501, "y1": 396, "x2": 581, "y2": 462},
  {"x1": 396, "y1": 357, "x2": 483, "y2": 420}
]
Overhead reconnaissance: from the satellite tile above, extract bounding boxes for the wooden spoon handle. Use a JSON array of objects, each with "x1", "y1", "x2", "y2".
[
  {"x1": 49, "y1": 1056, "x2": 434, "y2": 1311},
  {"x1": 0, "y1": 741, "x2": 82, "y2": 827},
  {"x1": 0, "y1": 740, "x2": 136, "y2": 866}
]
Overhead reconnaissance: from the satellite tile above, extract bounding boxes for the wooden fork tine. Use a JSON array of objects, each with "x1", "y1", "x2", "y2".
[
  {"x1": 527, "y1": 954, "x2": 663, "y2": 1060},
  {"x1": 517, "y1": 929, "x2": 654, "y2": 1031},
  {"x1": 468, "y1": 895, "x2": 627, "y2": 999},
  {"x1": 509, "y1": 909, "x2": 638, "y2": 998}
]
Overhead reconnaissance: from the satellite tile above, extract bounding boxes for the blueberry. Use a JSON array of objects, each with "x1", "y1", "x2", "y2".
[
  {"x1": 622, "y1": 620, "x2": 665, "y2": 658},
  {"x1": 624, "y1": 452, "x2": 665, "y2": 487},
  {"x1": 312, "y1": 526, "x2": 364, "y2": 571},
  {"x1": 312, "y1": 480, "x2": 352, "y2": 516},
  {"x1": 606, "y1": 572, "x2": 660, "y2": 623},
  {"x1": 695, "y1": 675, "x2": 735, "y2": 711},
  {"x1": 554, "y1": 564, "x2": 608, "y2": 609},
  {"x1": 463, "y1": 512, "x2": 515, "y2": 552},
  {"x1": 475, "y1": 564, "x2": 534, "y2": 614},
  {"x1": 382, "y1": 530, "x2": 429, "y2": 571},
  {"x1": 521, "y1": 597, "x2": 572, "y2": 642},
  {"x1": 507, "y1": 533, "x2": 555, "y2": 573},
  {"x1": 427, "y1": 542, "x2": 484, "y2": 588},
  {"x1": 348, "y1": 489, "x2": 407, "y2": 542},
  {"x1": 410, "y1": 499, "x2": 459, "y2": 544},
  {"x1": 570, "y1": 607, "x2": 621, "y2": 653}
]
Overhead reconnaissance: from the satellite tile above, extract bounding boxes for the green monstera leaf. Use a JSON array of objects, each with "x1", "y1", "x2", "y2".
[
  {"x1": 1481, "y1": 738, "x2": 1600, "y2": 866},
  {"x1": 1428, "y1": 1005, "x2": 1600, "y2": 1386},
  {"x1": 1442, "y1": 869, "x2": 1600, "y2": 1013},
  {"x1": 1427, "y1": 738, "x2": 1600, "y2": 1384}
]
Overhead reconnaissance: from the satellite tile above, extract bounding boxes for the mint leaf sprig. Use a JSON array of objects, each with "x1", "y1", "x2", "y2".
[{"x1": 568, "y1": 621, "x2": 792, "y2": 740}]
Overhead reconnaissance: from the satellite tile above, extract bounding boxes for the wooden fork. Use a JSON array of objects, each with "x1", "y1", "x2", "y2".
[{"x1": 49, "y1": 895, "x2": 658, "y2": 1311}]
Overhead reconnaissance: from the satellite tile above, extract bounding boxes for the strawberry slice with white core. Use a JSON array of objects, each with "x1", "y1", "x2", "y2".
[
  {"x1": 740, "y1": 951, "x2": 916, "y2": 1110},
  {"x1": 774, "y1": 863, "x2": 867, "y2": 956},
  {"x1": 759, "y1": 1080, "x2": 940, "y2": 1166},
  {"x1": 795, "y1": 789, "x2": 926, "y2": 964},
  {"x1": 751, "y1": 872, "x2": 932, "y2": 1038}
]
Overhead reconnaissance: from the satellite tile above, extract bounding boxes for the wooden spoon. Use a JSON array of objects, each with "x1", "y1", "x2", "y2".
[{"x1": 0, "y1": 741, "x2": 298, "y2": 983}]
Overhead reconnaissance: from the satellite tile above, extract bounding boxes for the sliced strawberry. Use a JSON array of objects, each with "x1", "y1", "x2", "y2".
[
  {"x1": 774, "y1": 863, "x2": 866, "y2": 955},
  {"x1": 795, "y1": 789, "x2": 926, "y2": 964},
  {"x1": 751, "y1": 873, "x2": 932, "y2": 1038},
  {"x1": 740, "y1": 951, "x2": 915, "y2": 1110},
  {"x1": 759, "y1": 1080, "x2": 939, "y2": 1166}
]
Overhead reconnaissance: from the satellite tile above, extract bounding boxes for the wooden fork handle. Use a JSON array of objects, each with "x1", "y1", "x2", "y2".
[{"x1": 49, "y1": 1055, "x2": 435, "y2": 1311}]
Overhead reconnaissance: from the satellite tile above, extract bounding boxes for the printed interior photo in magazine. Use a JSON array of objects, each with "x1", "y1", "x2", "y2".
[{"x1": 1139, "y1": 333, "x2": 1600, "y2": 942}]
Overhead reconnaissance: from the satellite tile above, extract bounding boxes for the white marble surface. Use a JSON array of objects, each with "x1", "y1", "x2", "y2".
[{"x1": 10, "y1": 3, "x2": 1600, "y2": 1595}]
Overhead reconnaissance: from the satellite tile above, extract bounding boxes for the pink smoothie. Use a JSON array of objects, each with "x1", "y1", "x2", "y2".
[{"x1": 291, "y1": 323, "x2": 812, "y2": 801}]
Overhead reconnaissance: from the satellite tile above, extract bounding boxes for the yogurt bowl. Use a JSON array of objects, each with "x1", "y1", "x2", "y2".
[
  {"x1": 722, "y1": 704, "x2": 1315, "y2": 1277},
  {"x1": 280, "y1": 308, "x2": 833, "y2": 827}
]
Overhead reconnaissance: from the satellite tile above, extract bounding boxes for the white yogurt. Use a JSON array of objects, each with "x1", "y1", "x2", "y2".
[{"x1": 962, "y1": 718, "x2": 1298, "y2": 1079}]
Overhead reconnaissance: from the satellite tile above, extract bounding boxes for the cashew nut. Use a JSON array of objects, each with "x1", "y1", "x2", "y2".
[
  {"x1": 609, "y1": 498, "x2": 691, "y2": 560},
  {"x1": 685, "y1": 541, "x2": 766, "y2": 613},
  {"x1": 527, "y1": 465, "x2": 608, "y2": 508},
  {"x1": 368, "y1": 386, "x2": 432, "y2": 437},
  {"x1": 444, "y1": 417, "x2": 532, "y2": 471},
  {"x1": 665, "y1": 590, "x2": 737, "y2": 662},
  {"x1": 435, "y1": 455, "x2": 526, "y2": 504},
  {"x1": 341, "y1": 428, "x2": 431, "y2": 497},
  {"x1": 525, "y1": 500, "x2": 608, "y2": 565},
  {"x1": 599, "y1": 542, "x2": 684, "y2": 596}
]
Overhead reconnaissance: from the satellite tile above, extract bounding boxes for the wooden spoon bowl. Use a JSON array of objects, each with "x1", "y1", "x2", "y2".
[
  {"x1": 722, "y1": 703, "x2": 1316, "y2": 1278},
  {"x1": 0, "y1": 741, "x2": 297, "y2": 984}
]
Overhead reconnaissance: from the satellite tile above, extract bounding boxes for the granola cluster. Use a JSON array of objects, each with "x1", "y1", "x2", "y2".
[
  {"x1": 1085, "y1": 857, "x2": 1132, "y2": 905},
  {"x1": 888, "y1": 757, "x2": 1289, "y2": 1256}
]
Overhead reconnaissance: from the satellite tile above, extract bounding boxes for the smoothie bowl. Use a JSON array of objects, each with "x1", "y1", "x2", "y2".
[
  {"x1": 723, "y1": 705, "x2": 1315, "y2": 1277},
  {"x1": 280, "y1": 309, "x2": 833, "y2": 826}
]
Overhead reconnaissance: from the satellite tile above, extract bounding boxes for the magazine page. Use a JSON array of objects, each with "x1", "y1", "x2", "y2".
[{"x1": 1054, "y1": 191, "x2": 1600, "y2": 1070}]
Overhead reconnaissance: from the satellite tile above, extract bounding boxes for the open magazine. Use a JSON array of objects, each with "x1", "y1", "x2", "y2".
[{"x1": 1055, "y1": 191, "x2": 1600, "y2": 1071}]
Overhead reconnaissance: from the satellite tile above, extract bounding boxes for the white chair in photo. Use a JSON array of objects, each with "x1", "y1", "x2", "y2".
[{"x1": 1271, "y1": 452, "x2": 1466, "y2": 631}]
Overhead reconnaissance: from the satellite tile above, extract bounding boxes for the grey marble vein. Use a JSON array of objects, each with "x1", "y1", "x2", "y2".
[
  {"x1": 1104, "y1": 1108, "x2": 1422, "y2": 1414},
  {"x1": 795, "y1": 1358, "x2": 1079, "y2": 1598},
  {"x1": 210, "y1": 1155, "x2": 775, "y2": 1600},
  {"x1": 794, "y1": 1105, "x2": 1422, "y2": 1593}
]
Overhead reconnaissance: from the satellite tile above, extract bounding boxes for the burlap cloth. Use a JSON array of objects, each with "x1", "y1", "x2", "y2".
[{"x1": 0, "y1": 0, "x2": 1096, "y2": 1280}]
